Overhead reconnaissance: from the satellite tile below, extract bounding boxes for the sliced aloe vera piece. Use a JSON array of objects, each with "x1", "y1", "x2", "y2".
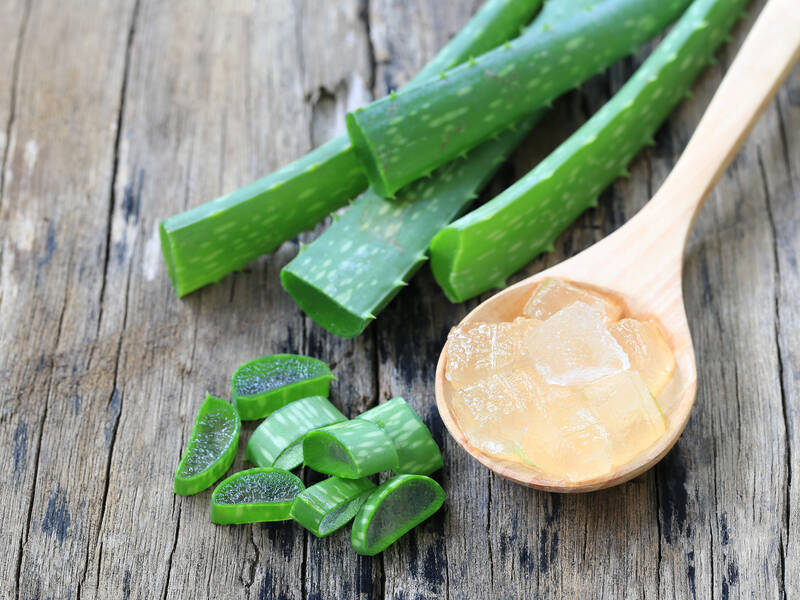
[
  {"x1": 174, "y1": 394, "x2": 241, "y2": 496},
  {"x1": 232, "y1": 354, "x2": 334, "y2": 420},
  {"x1": 290, "y1": 476, "x2": 376, "y2": 538},
  {"x1": 246, "y1": 395, "x2": 347, "y2": 470},
  {"x1": 210, "y1": 467, "x2": 305, "y2": 524},
  {"x1": 303, "y1": 420, "x2": 399, "y2": 478},
  {"x1": 357, "y1": 398, "x2": 442, "y2": 475},
  {"x1": 351, "y1": 474, "x2": 445, "y2": 555}
]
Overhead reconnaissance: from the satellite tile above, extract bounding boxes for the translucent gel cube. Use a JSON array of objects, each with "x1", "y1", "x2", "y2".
[
  {"x1": 581, "y1": 371, "x2": 666, "y2": 467},
  {"x1": 527, "y1": 302, "x2": 630, "y2": 386},
  {"x1": 520, "y1": 384, "x2": 613, "y2": 482},
  {"x1": 523, "y1": 278, "x2": 623, "y2": 323},
  {"x1": 452, "y1": 368, "x2": 543, "y2": 461},
  {"x1": 446, "y1": 317, "x2": 540, "y2": 387},
  {"x1": 609, "y1": 318, "x2": 676, "y2": 396}
]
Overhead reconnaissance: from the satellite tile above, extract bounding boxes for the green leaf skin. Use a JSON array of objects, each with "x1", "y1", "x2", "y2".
[
  {"x1": 281, "y1": 117, "x2": 539, "y2": 338},
  {"x1": 174, "y1": 395, "x2": 241, "y2": 496},
  {"x1": 231, "y1": 354, "x2": 334, "y2": 421},
  {"x1": 159, "y1": 0, "x2": 543, "y2": 297},
  {"x1": 351, "y1": 475, "x2": 446, "y2": 556},
  {"x1": 346, "y1": 0, "x2": 693, "y2": 198},
  {"x1": 357, "y1": 398, "x2": 443, "y2": 475},
  {"x1": 210, "y1": 468, "x2": 305, "y2": 525},
  {"x1": 303, "y1": 420, "x2": 400, "y2": 478},
  {"x1": 430, "y1": 0, "x2": 749, "y2": 302},
  {"x1": 245, "y1": 396, "x2": 347, "y2": 470},
  {"x1": 290, "y1": 477, "x2": 376, "y2": 538}
]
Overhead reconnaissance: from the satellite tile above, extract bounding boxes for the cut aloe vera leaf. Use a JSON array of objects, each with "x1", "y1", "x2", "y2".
[
  {"x1": 232, "y1": 354, "x2": 334, "y2": 420},
  {"x1": 303, "y1": 420, "x2": 399, "y2": 478},
  {"x1": 357, "y1": 398, "x2": 443, "y2": 475},
  {"x1": 351, "y1": 474, "x2": 446, "y2": 556},
  {"x1": 346, "y1": 0, "x2": 692, "y2": 198},
  {"x1": 246, "y1": 395, "x2": 347, "y2": 470},
  {"x1": 290, "y1": 476, "x2": 376, "y2": 538},
  {"x1": 174, "y1": 394, "x2": 241, "y2": 496},
  {"x1": 159, "y1": 0, "x2": 543, "y2": 298},
  {"x1": 211, "y1": 467, "x2": 305, "y2": 525},
  {"x1": 281, "y1": 116, "x2": 540, "y2": 338},
  {"x1": 430, "y1": 0, "x2": 748, "y2": 301}
]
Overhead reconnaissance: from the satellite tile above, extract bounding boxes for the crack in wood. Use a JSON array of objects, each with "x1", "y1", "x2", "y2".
[
  {"x1": 757, "y1": 146, "x2": 792, "y2": 598},
  {"x1": 359, "y1": 0, "x2": 377, "y2": 93},
  {"x1": 162, "y1": 502, "x2": 182, "y2": 600}
]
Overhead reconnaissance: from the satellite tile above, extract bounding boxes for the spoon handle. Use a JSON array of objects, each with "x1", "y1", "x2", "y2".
[{"x1": 642, "y1": 0, "x2": 800, "y2": 244}]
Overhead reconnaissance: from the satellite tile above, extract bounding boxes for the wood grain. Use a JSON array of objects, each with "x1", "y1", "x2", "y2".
[{"x1": 0, "y1": 0, "x2": 796, "y2": 598}]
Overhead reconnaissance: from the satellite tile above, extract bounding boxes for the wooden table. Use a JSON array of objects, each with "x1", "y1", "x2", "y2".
[{"x1": 1, "y1": 1, "x2": 797, "y2": 598}]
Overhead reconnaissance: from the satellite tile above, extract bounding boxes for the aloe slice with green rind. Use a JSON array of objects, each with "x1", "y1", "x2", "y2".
[
  {"x1": 174, "y1": 395, "x2": 241, "y2": 496},
  {"x1": 290, "y1": 477, "x2": 376, "y2": 537},
  {"x1": 357, "y1": 398, "x2": 442, "y2": 475},
  {"x1": 303, "y1": 420, "x2": 399, "y2": 478},
  {"x1": 246, "y1": 395, "x2": 347, "y2": 470},
  {"x1": 351, "y1": 475, "x2": 446, "y2": 555},
  {"x1": 211, "y1": 467, "x2": 305, "y2": 524},
  {"x1": 232, "y1": 354, "x2": 334, "y2": 420}
]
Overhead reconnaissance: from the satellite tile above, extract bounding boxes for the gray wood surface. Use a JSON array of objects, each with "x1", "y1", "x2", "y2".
[{"x1": 0, "y1": 0, "x2": 797, "y2": 598}]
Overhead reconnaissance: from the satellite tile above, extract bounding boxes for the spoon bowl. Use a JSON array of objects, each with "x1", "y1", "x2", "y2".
[{"x1": 435, "y1": 0, "x2": 800, "y2": 492}]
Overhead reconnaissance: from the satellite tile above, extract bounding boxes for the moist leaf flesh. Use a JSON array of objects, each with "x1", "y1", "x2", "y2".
[
  {"x1": 214, "y1": 470, "x2": 303, "y2": 505},
  {"x1": 178, "y1": 410, "x2": 238, "y2": 478}
]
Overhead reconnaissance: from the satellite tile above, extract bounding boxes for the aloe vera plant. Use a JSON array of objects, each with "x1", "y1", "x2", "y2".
[
  {"x1": 159, "y1": 0, "x2": 543, "y2": 297},
  {"x1": 430, "y1": 0, "x2": 749, "y2": 302},
  {"x1": 346, "y1": 0, "x2": 693, "y2": 198}
]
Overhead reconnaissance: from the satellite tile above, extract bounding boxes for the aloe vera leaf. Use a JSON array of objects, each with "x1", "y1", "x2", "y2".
[
  {"x1": 429, "y1": 0, "x2": 748, "y2": 302},
  {"x1": 303, "y1": 419, "x2": 399, "y2": 478},
  {"x1": 210, "y1": 467, "x2": 305, "y2": 524},
  {"x1": 357, "y1": 398, "x2": 443, "y2": 475},
  {"x1": 174, "y1": 394, "x2": 241, "y2": 496},
  {"x1": 290, "y1": 476, "x2": 376, "y2": 538},
  {"x1": 231, "y1": 354, "x2": 334, "y2": 421},
  {"x1": 245, "y1": 396, "x2": 347, "y2": 470},
  {"x1": 159, "y1": 0, "x2": 544, "y2": 297},
  {"x1": 351, "y1": 475, "x2": 446, "y2": 556},
  {"x1": 346, "y1": 0, "x2": 693, "y2": 198},
  {"x1": 280, "y1": 117, "x2": 538, "y2": 338}
]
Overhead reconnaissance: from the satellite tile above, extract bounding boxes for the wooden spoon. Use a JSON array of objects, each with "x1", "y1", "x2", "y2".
[{"x1": 434, "y1": 0, "x2": 800, "y2": 493}]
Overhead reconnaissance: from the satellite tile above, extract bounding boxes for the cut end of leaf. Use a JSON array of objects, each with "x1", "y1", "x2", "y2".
[
  {"x1": 345, "y1": 111, "x2": 393, "y2": 198},
  {"x1": 158, "y1": 220, "x2": 182, "y2": 297},
  {"x1": 280, "y1": 267, "x2": 369, "y2": 338},
  {"x1": 429, "y1": 227, "x2": 466, "y2": 303}
]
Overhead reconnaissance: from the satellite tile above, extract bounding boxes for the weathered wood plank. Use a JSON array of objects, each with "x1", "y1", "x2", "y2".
[
  {"x1": 79, "y1": 1, "x2": 318, "y2": 597},
  {"x1": 760, "y1": 61, "x2": 799, "y2": 600},
  {"x1": 672, "y1": 3, "x2": 787, "y2": 596},
  {"x1": 0, "y1": 0, "x2": 138, "y2": 598}
]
